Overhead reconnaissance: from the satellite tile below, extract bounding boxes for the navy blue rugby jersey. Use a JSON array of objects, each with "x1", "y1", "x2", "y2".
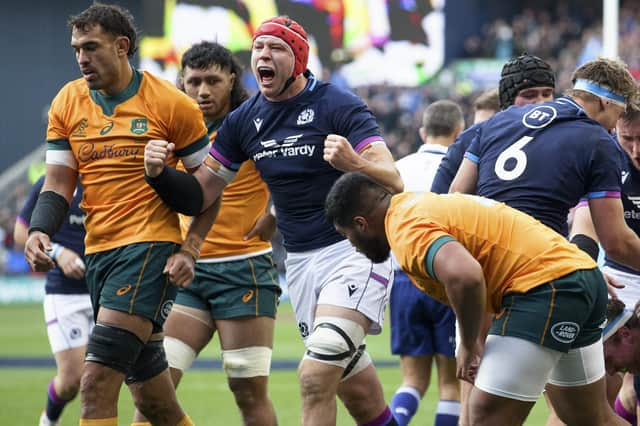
[
  {"x1": 465, "y1": 97, "x2": 622, "y2": 236},
  {"x1": 210, "y1": 72, "x2": 384, "y2": 252},
  {"x1": 604, "y1": 137, "x2": 640, "y2": 274},
  {"x1": 430, "y1": 123, "x2": 480, "y2": 194},
  {"x1": 18, "y1": 176, "x2": 87, "y2": 294}
]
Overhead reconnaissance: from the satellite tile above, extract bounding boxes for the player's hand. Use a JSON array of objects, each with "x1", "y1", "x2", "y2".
[
  {"x1": 456, "y1": 343, "x2": 481, "y2": 384},
  {"x1": 323, "y1": 134, "x2": 361, "y2": 172},
  {"x1": 163, "y1": 251, "x2": 195, "y2": 288},
  {"x1": 603, "y1": 272, "x2": 624, "y2": 300},
  {"x1": 56, "y1": 248, "x2": 86, "y2": 280},
  {"x1": 24, "y1": 231, "x2": 56, "y2": 273},
  {"x1": 145, "y1": 139, "x2": 175, "y2": 177},
  {"x1": 244, "y1": 212, "x2": 276, "y2": 242}
]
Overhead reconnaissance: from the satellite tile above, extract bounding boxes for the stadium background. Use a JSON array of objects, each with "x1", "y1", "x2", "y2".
[{"x1": 0, "y1": 0, "x2": 638, "y2": 424}]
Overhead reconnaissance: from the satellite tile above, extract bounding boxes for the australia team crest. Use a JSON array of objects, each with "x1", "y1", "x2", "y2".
[{"x1": 130, "y1": 117, "x2": 148, "y2": 135}]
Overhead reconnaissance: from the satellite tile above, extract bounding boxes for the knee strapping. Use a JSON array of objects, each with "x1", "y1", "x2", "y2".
[
  {"x1": 85, "y1": 323, "x2": 144, "y2": 374},
  {"x1": 304, "y1": 316, "x2": 366, "y2": 370},
  {"x1": 125, "y1": 340, "x2": 169, "y2": 384},
  {"x1": 164, "y1": 336, "x2": 197, "y2": 372},
  {"x1": 222, "y1": 346, "x2": 273, "y2": 378}
]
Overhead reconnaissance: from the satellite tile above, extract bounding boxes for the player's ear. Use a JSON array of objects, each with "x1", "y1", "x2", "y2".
[
  {"x1": 115, "y1": 36, "x2": 130, "y2": 57},
  {"x1": 353, "y1": 215, "x2": 368, "y2": 231}
]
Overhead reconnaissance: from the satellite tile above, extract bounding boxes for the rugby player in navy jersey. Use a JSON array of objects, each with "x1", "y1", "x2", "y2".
[
  {"x1": 572, "y1": 107, "x2": 640, "y2": 424},
  {"x1": 431, "y1": 54, "x2": 555, "y2": 194},
  {"x1": 449, "y1": 57, "x2": 640, "y2": 426},
  {"x1": 144, "y1": 16, "x2": 403, "y2": 426},
  {"x1": 14, "y1": 177, "x2": 91, "y2": 426}
]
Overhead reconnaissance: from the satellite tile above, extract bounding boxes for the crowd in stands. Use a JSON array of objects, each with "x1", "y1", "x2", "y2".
[{"x1": 1, "y1": 0, "x2": 639, "y2": 275}]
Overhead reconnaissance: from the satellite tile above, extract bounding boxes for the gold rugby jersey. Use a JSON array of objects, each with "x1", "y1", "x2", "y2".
[
  {"x1": 386, "y1": 192, "x2": 596, "y2": 313},
  {"x1": 46, "y1": 69, "x2": 209, "y2": 254}
]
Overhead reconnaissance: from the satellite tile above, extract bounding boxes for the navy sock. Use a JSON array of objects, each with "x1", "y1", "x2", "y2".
[
  {"x1": 45, "y1": 379, "x2": 69, "y2": 421},
  {"x1": 434, "y1": 400, "x2": 460, "y2": 426},
  {"x1": 390, "y1": 386, "x2": 420, "y2": 426},
  {"x1": 360, "y1": 406, "x2": 397, "y2": 426}
]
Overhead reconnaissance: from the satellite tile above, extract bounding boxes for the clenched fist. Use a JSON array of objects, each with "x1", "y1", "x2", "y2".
[{"x1": 145, "y1": 139, "x2": 175, "y2": 177}]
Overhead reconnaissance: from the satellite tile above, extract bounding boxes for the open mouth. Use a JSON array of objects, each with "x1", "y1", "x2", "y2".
[{"x1": 257, "y1": 66, "x2": 275, "y2": 83}]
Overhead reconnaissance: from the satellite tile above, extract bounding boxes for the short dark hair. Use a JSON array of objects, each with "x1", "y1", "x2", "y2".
[
  {"x1": 607, "y1": 298, "x2": 640, "y2": 330},
  {"x1": 325, "y1": 172, "x2": 388, "y2": 227},
  {"x1": 68, "y1": 2, "x2": 138, "y2": 57},
  {"x1": 619, "y1": 105, "x2": 640, "y2": 126},
  {"x1": 181, "y1": 41, "x2": 249, "y2": 110},
  {"x1": 422, "y1": 100, "x2": 465, "y2": 138}
]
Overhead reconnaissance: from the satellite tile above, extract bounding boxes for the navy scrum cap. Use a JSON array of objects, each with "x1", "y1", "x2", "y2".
[{"x1": 499, "y1": 54, "x2": 555, "y2": 110}]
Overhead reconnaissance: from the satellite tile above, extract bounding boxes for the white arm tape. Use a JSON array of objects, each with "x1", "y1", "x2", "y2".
[
  {"x1": 203, "y1": 156, "x2": 237, "y2": 184},
  {"x1": 180, "y1": 143, "x2": 211, "y2": 170},
  {"x1": 46, "y1": 150, "x2": 78, "y2": 170}
]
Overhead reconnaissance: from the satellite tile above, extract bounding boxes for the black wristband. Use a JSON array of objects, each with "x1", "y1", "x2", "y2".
[
  {"x1": 145, "y1": 167, "x2": 203, "y2": 216},
  {"x1": 570, "y1": 234, "x2": 600, "y2": 261},
  {"x1": 28, "y1": 191, "x2": 69, "y2": 237}
]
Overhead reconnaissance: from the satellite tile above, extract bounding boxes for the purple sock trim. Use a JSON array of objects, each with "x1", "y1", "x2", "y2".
[
  {"x1": 615, "y1": 397, "x2": 637, "y2": 424},
  {"x1": 360, "y1": 406, "x2": 393, "y2": 426},
  {"x1": 48, "y1": 379, "x2": 65, "y2": 405}
]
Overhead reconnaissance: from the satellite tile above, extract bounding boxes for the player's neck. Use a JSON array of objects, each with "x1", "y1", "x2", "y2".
[
  {"x1": 100, "y1": 62, "x2": 134, "y2": 97},
  {"x1": 425, "y1": 136, "x2": 454, "y2": 148}
]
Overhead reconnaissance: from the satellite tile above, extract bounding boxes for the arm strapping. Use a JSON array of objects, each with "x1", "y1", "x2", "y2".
[
  {"x1": 28, "y1": 191, "x2": 69, "y2": 237},
  {"x1": 570, "y1": 234, "x2": 600, "y2": 261},
  {"x1": 145, "y1": 167, "x2": 203, "y2": 216}
]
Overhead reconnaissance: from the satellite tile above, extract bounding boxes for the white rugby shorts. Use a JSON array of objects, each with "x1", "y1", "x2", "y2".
[
  {"x1": 285, "y1": 239, "x2": 393, "y2": 341},
  {"x1": 44, "y1": 294, "x2": 94, "y2": 353},
  {"x1": 474, "y1": 335, "x2": 605, "y2": 402}
]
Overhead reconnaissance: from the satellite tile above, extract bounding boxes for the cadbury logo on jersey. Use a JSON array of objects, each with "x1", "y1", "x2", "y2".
[
  {"x1": 77, "y1": 142, "x2": 140, "y2": 163},
  {"x1": 253, "y1": 133, "x2": 316, "y2": 161}
]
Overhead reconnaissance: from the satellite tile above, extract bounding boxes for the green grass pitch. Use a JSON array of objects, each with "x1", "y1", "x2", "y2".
[{"x1": 0, "y1": 302, "x2": 549, "y2": 425}]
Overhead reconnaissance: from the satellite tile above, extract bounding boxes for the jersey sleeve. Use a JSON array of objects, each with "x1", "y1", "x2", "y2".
[
  {"x1": 584, "y1": 135, "x2": 623, "y2": 199},
  {"x1": 17, "y1": 176, "x2": 45, "y2": 225},
  {"x1": 208, "y1": 110, "x2": 249, "y2": 173},
  {"x1": 168, "y1": 93, "x2": 210, "y2": 169},
  {"x1": 431, "y1": 125, "x2": 479, "y2": 193},
  {"x1": 46, "y1": 87, "x2": 78, "y2": 169},
  {"x1": 331, "y1": 89, "x2": 384, "y2": 152},
  {"x1": 464, "y1": 124, "x2": 484, "y2": 164},
  {"x1": 389, "y1": 211, "x2": 454, "y2": 281}
]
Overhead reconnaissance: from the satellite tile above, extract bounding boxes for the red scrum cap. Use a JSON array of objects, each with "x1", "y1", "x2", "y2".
[{"x1": 253, "y1": 16, "x2": 309, "y2": 79}]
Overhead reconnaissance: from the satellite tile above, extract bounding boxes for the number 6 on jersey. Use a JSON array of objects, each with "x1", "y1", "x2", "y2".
[{"x1": 494, "y1": 136, "x2": 533, "y2": 181}]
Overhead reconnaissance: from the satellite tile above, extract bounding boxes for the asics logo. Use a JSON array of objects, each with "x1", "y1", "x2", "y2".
[
  {"x1": 116, "y1": 284, "x2": 132, "y2": 296},
  {"x1": 242, "y1": 289, "x2": 255, "y2": 303}
]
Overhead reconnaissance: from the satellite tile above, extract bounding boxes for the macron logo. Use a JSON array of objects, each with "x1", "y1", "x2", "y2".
[
  {"x1": 253, "y1": 118, "x2": 263, "y2": 132},
  {"x1": 622, "y1": 171, "x2": 630, "y2": 184}
]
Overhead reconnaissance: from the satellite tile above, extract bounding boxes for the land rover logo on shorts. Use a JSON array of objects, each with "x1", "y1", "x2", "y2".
[
  {"x1": 550, "y1": 321, "x2": 580, "y2": 343},
  {"x1": 130, "y1": 118, "x2": 148, "y2": 135},
  {"x1": 161, "y1": 300, "x2": 173, "y2": 319}
]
